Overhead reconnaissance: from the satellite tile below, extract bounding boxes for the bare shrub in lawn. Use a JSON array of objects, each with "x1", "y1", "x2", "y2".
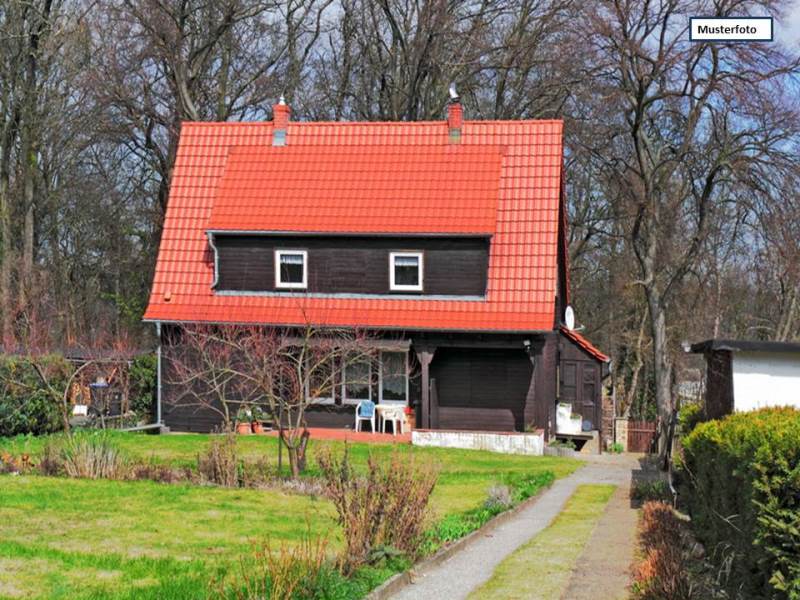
[
  {"x1": 317, "y1": 445, "x2": 438, "y2": 574},
  {"x1": 215, "y1": 533, "x2": 330, "y2": 600},
  {"x1": 60, "y1": 432, "x2": 126, "y2": 479},
  {"x1": 38, "y1": 440, "x2": 63, "y2": 476},
  {"x1": 198, "y1": 433, "x2": 240, "y2": 487},
  {"x1": 128, "y1": 460, "x2": 187, "y2": 484}
]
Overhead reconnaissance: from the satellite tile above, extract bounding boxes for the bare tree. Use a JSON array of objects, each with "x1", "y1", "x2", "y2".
[
  {"x1": 165, "y1": 322, "x2": 379, "y2": 477},
  {"x1": 236, "y1": 323, "x2": 377, "y2": 478},
  {"x1": 575, "y1": 0, "x2": 800, "y2": 453}
]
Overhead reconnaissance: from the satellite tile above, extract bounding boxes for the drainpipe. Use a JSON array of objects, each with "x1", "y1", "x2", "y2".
[
  {"x1": 156, "y1": 321, "x2": 163, "y2": 426},
  {"x1": 207, "y1": 232, "x2": 219, "y2": 289}
]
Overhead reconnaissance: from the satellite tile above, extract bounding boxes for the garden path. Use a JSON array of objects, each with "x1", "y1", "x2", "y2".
[{"x1": 389, "y1": 454, "x2": 643, "y2": 600}]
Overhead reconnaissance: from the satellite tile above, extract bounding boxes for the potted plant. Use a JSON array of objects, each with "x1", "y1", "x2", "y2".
[
  {"x1": 404, "y1": 405, "x2": 415, "y2": 430},
  {"x1": 251, "y1": 406, "x2": 267, "y2": 434},
  {"x1": 236, "y1": 407, "x2": 252, "y2": 434}
]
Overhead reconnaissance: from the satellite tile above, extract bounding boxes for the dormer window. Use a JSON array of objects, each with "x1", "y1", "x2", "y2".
[
  {"x1": 390, "y1": 252, "x2": 423, "y2": 292},
  {"x1": 275, "y1": 250, "x2": 307, "y2": 289}
]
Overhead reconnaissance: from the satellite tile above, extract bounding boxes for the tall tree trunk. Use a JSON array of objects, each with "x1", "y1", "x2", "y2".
[
  {"x1": 646, "y1": 289, "x2": 674, "y2": 459},
  {"x1": 0, "y1": 145, "x2": 13, "y2": 346}
]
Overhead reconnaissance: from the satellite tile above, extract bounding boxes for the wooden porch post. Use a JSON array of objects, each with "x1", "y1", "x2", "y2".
[{"x1": 416, "y1": 348, "x2": 435, "y2": 429}]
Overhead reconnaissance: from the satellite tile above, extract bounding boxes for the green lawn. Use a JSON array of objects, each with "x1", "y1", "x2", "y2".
[
  {"x1": 0, "y1": 433, "x2": 580, "y2": 599},
  {"x1": 469, "y1": 484, "x2": 616, "y2": 600}
]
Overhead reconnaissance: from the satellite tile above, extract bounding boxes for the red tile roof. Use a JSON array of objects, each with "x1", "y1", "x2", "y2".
[
  {"x1": 209, "y1": 145, "x2": 502, "y2": 234},
  {"x1": 144, "y1": 118, "x2": 565, "y2": 332},
  {"x1": 560, "y1": 327, "x2": 610, "y2": 362}
]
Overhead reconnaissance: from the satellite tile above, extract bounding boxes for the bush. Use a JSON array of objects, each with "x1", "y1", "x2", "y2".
[
  {"x1": 215, "y1": 532, "x2": 408, "y2": 600},
  {"x1": 0, "y1": 355, "x2": 68, "y2": 436},
  {"x1": 198, "y1": 433, "x2": 240, "y2": 487},
  {"x1": 316, "y1": 446, "x2": 438, "y2": 574},
  {"x1": 631, "y1": 502, "x2": 696, "y2": 600},
  {"x1": 631, "y1": 480, "x2": 673, "y2": 504},
  {"x1": 678, "y1": 402, "x2": 705, "y2": 437},
  {"x1": 680, "y1": 408, "x2": 800, "y2": 599},
  {"x1": 57, "y1": 432, "x2": 127, "y2": 479},
  {"x1": 129, "y1": 353, "x2": 157, "y2": 421}
]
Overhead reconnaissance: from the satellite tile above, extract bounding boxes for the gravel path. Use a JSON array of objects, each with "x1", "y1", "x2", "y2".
[{"x1": 389, "y1": 455, "x2": 639, "y2": 600}]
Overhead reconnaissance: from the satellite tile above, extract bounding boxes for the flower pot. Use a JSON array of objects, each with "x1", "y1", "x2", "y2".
[
  {"x1": 252, "y1": 421, "x2": 264, "y2": 435},
  {"x1": 236, "y1": 422, "x2": 252, "y2": 435}
]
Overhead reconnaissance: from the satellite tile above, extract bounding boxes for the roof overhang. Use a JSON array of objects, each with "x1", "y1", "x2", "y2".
[{"x1": 689, "y1": 338, "x2": 800, "y2": 354}]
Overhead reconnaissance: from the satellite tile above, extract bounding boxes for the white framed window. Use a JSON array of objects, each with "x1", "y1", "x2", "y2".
[
  {"x1": 343, "y1": 358, "x2": 372, "y2": 404},
  {"x1": 275, "y1": 249, "x2": 307, "y2": 289},
  {"x1": 389, "y1": 252, "x2": 423, "y2": 292},
  {"x1": 305, "y1": 357, "x2": 336, "y2": 405},
  {"x1": 379, "y1": 351, "x2": 408, "y2": 405}
]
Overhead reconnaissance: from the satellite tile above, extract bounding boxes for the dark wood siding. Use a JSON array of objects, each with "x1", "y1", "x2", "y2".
[
  {"x1": 430, "y1": 348, "x2": 532, "y2": 431},
  {"x1": 704, "y1": 350, "x2": 733, "y2": 419},
  {"x1": 215, "y1": 235, "x2": 489, "y2": 296}
]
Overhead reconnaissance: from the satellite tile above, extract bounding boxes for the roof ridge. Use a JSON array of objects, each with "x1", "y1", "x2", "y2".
[{"x1": 181, "y1": 119, "x2": 563, "y2": 127}]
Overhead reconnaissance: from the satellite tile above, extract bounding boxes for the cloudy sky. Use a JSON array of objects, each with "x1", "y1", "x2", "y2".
[{"x1": 777, "y1": 1, "x2": 800, "y2": 46}]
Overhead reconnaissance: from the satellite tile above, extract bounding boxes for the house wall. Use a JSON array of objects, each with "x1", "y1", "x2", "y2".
[
  {"x1": 731, "y1": 351, "x2": 800, "y2": 412},
  {"x1": 430, "y1": 347, "x2": 533, "y2": 431},
  {"x1": 158, "y1": 326, "x2": 555, "y2": 434},
  {"x1": 215, "y1": 235, "x2": 489, "y2": 296}
]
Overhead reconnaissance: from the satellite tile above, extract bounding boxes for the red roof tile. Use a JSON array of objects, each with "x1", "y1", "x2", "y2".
[
  {"x1": 560, "y1": 327, "x2": 610, "y2": 362},
  {"x1": 209, "y1": 145, "x2": 502, "y2": 234},
  {"x1": 144, "y1": 118, "x2": 565, "y2": 332}
]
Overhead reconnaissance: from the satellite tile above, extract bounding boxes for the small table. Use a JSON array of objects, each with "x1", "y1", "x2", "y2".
[{"x1": 375, "y1": 405, "x2": 405, "y2": 435}]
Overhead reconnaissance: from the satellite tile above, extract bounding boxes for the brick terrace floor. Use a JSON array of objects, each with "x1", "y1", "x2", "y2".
[{"x1": 264, "y1": 427, "x2": 411, "y2": 444}]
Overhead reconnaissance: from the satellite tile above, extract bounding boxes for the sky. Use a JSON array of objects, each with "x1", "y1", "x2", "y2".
[{"x1": 777, "y1": 0, "x2": 800, "y2": 46}]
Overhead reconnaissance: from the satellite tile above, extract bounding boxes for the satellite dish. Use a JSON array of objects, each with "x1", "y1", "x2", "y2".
[{"x1": 564, "y1": 305, "x2": 575, "y2": 330}]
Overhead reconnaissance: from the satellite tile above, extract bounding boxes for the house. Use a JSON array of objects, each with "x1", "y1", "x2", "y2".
[
  {"x1": 690, "y1": 339, "x2": 800, "y2": 419},
  {"x1": 143, "y1": 95, "x2": 610, "y2": 438}
]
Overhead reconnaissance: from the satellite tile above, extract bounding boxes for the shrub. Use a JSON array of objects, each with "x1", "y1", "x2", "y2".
[
  {"x1": 484, "y1": 485, "x2": 513, "y2": 512},
  {"x1": 216, "y1": 534, "x2": 331, "y2": 600},
  {"x1": 609, "y1": 442, "x2": 624, "y2": 454},
  {"x1": 680, "y1": 408, "x2": 800, "y2": 599},
  {"x1": 198, "y1": 433, "x2": 240, "y2": 487},
  {"x1": 678, "y1": 402, "x2": 705, "y2": 437},
  {"x1": 631, "y1": 501, "x2": 696, "y2": 600},
  {"x1": 216, "y1": 532, "x2": 407, "y2": 600},
  {"x1": 0, "y1": 355, "x2": 68, "y2": 436},
  {"x1": 631, "y1": 479, "x2": 673, "y2": 504},
  {"x1": 128, "y1": 460, "x2": 188, "y2": 484},
  {"x1": 316, "y1": 446, "x2": 438, "y2": 574},
  {"x1": 129, "y1": 353, "x2": 157, "y2": 421},
  {"x1": 58, "y1": 432, "x2": 127, "y2": 479}
]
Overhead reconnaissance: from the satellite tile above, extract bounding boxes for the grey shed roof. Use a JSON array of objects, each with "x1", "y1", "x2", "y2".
[{"x1": 690, "y1": 339, "x2": 800, "y2": 354}]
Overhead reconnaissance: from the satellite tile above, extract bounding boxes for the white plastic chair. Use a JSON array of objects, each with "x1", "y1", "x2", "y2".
[
  {"x1": 355, "y1": 400, "x2": 376, "y2": 433},
  {"x1": 381, "y1": 407, "x2": 404, "y2": 435}
]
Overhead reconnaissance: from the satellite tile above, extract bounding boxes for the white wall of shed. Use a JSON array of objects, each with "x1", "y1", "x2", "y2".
[{"x1": 732, "y1": 352, "x2": 800, "y2": 411}]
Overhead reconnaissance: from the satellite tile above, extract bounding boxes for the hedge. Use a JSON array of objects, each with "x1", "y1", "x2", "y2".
[
  {"x1": 0, "y1": 354, "x2": 69, "y2": 436},
  {"x1": 680, "y1": 408, "x2": 800, "y2": 599}
]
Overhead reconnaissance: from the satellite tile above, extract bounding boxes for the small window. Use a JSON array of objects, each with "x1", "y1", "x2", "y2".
[
  {"x1": 389, "y1": 252, "x2": 423, "y2": 292},
  {"x1": 275, "y1": 250, "x2": 307, "y2": 289}
]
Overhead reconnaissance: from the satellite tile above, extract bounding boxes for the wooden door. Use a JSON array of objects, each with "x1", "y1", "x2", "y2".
[{"x1": 560, "y1": 361, "x2": 600, "y2": 430}]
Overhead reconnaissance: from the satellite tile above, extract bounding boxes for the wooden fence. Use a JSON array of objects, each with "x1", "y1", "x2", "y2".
[{"x1": 627, "y1": 420, "x2": 657, "y2": 453}]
